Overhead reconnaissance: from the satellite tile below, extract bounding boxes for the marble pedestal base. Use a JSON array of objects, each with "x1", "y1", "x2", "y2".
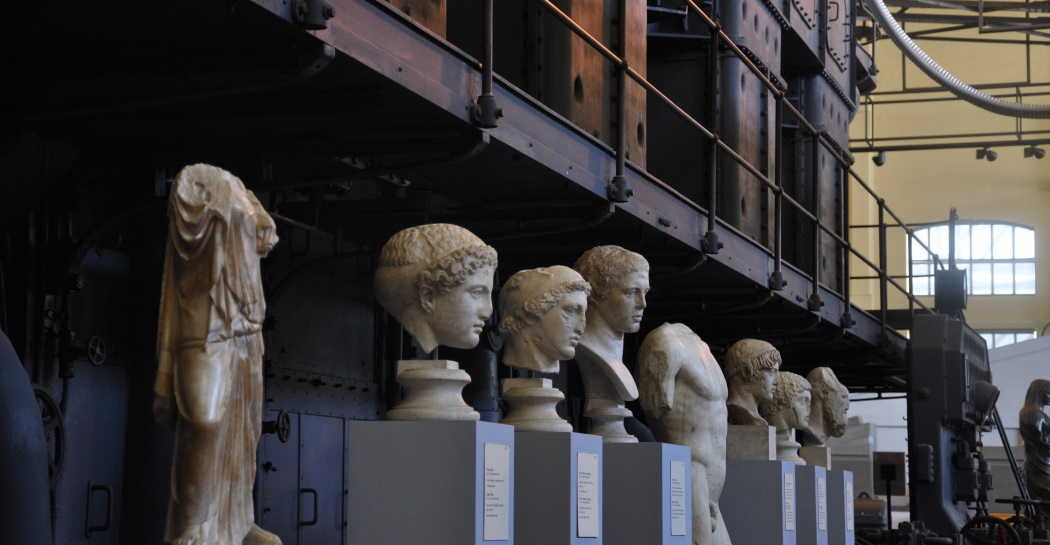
[
  {"x1": 585, "y1": 399, "x2": 637, "y2": 443},
  {"x1": 826, "y1": 470, "x2": 855, "y2": 545},
  {"x1": 347, "y1": 421, "x2": 515, "y2": 545},
  {"x1": 722, "y1": 460, "x2": 798, "y2": 545},
  {"x1": 776, "y1": 428, "x2": 806, "y2": 464},
  {"x1": 797, "y1": 465, "x2": 830, "y2": 545},
  {"x1": 514, "y1": 432, "x2": 603, "y2": 545},
  {"x1": 386, "y1": 360, "x2": 480, "y2": 421},
  {"x1": 604, "y1": 442, "x2": 692, "y2": 545},
  {"x1": 801, "y1": 446, "x2": 832, "y2": 468},
  {"x1": 726, "y1": 424, "x2": 775, "y2": 461},
  {"x1": 501, "y1": 378, "x2": 572, "y2": 432}
]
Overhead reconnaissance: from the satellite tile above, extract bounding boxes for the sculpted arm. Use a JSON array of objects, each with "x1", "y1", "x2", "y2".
[{"x1": 639, "y1": 340, "x2": 683, "y2": 420}]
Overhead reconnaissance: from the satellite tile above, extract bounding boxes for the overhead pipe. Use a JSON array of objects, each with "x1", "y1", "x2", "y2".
[{"x1": 866, "y1": 0, "x2": 1050, "y2": 118}]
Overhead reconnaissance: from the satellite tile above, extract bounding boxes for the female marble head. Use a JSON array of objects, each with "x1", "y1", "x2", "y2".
[
  {"x1": 374, "y1": 223, "x2": 498, "y2": 354},
  {"x1": 498, "y1": 266, "x2": 591, "y2": 373},
  {"x1": 572, "y1": 245, "x2": 649, "y2": 334},
  {"x1": 760, "y1": 371, "x2": 812, "y2": 431}
]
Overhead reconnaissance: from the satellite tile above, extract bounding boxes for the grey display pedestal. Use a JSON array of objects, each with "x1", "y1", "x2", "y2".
[
  {"x1": 347, "y1": 420, "x2": 515, "y2": 545},
  {"x1": 827, "y1": 470, "x2": 855, "y2": 545},
  {"x1": 604, "y1": 442, "x2": 692, "y2": 545},
  {"x1": 797, "y1": 465, "x2": 830, "y2": 545},
  {"x1": 515, "y1": 432, "x2": 603, "y2": 545},
  {"x1": 722, "y1": 460, "x2": 797, "y2": 545}
]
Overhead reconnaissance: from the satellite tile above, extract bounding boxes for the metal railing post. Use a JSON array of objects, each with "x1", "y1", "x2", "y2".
[
  {"x1": 609, "y1": 0, "x2": 631, "y2": 203},
  {"x1": 471, "y1": 0, "x2": 502, "y2": 128},
  {"x1": 841, "y1": 165, "x2": 854, "y2": 327},
  {"x1": 879, "y1": 198, "x2": 889, "y2": 333},
  {"x1": 809, "y1": 133, "x2": 824, "y2": 311},
  {"x1": 703, "y1": 27, "x2": 721, "y2": 254},
  {"x1": 770, "y1": 92, "x2": 786, "y2": 290}
]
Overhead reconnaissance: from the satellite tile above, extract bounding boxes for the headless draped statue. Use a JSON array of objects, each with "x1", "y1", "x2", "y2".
[
  {"x1": 572, "y1": 245, "x2": 650, "y2": 442},
  {"x1": 759, "y1": 371, "x2": 812, "y2": 465},
  {"x1": 154, "y1": 164, "x2": 281, "y2": 545},
  {"x1": 1020, "y1": 379, "x2": 1050, "y2": 526},
  {"x1": 639, "y1": 323, "x2": 732, "y2": 545}
]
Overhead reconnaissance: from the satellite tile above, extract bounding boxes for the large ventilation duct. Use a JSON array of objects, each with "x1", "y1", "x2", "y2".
[{"x1": 867, "y1": 0, "x2": 1050, "y2": 119}]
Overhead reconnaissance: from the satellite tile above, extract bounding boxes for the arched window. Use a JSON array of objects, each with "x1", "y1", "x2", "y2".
[{"x1": 910, "y1": 222, "x2": 1035, "y2": 296}]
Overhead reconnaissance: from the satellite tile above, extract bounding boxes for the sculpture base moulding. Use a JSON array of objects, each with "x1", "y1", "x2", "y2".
[
  {"x1": 800, "y1": 446, "x2": 832, "y2": 469},
  {"x1": 585, "y1": 398, "x2": 638, "y2": 443},
  {"x1": 726, "y1": 424, "x2": 776, "y2": 461},
  {"x1": 386, "y1": 359, "x2": 480, "y2": 421},
  {"x1": 501, "y1": 378, "x2": 572, "y2": 432},
  {"x1": 776, "y1": 428, "x2": 806, "y2": 465},
  {"x1": 603, "y1": 442, "x2": 693, "y2": 545},
  {"x1": 347, "y1": 420, "x2": 515, "y2": 545}
]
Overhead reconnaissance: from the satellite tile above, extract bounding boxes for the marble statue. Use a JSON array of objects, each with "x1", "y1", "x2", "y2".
[
  {"x1": 639, "y1": 323, "x2": 731, "y2": 545},
  {"x1": 1020, "y1": 378, "x2": 1050, "y2": 526},
  {"x1": 724, "y1": 339, "x2": 781, "y2": 425},
  {"x1": 497, "y1": 266, "x2": 591, "y2": 431},
  {"x1": 374, "y1": 223, "x2": 498, "y2": 355},
  {"x1": 572, "y1": 245, "x2": 650, "y2": 442},
  {"x1": 759, "y1": 371, "x2": 812, "y2": 465},
  {"x1": 801, "y1": 367, "x2": 850, "y2": 446},
  {"x1": 373, "y1": 223, "x2": 498, "y2": 420},
  {"x1": 154, "y1": 164, "x2": 281, "y2": 545}
]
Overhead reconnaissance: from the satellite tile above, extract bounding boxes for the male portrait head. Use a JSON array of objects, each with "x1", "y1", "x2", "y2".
[
  {"x1": 573, "y1": 245, "x2": 650, "y2": 337},
  {"x1": 805, "y1": 367, "x2": 850, "y2": 442},
  {"x1": 498, "y1": 266, "x2": 591, "y2": 374},
  {"x1": 759, "y1": 371, "x2": 812, "y2": 432}
]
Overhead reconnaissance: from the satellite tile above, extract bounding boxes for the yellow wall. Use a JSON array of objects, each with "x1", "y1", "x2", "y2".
[{"x1": 848, "y1": 24, "x2": 1050, "y2": 335}]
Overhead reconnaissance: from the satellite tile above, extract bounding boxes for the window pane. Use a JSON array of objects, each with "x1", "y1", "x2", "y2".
[
  {"x1": 929, "y1": 225, "x2": 949, "y2": 262},
  {"x1": 912, "y1": 263, "x2": 930, "y2": 296},
  {"x1": 1015, "y1": 262, "x2": 1036, "y2": 294},
  {"x1": 955, "y1": 225, "x2": 971, "y2": 260},
  {"x1": 980, "y1": 333, "x2": 995, "y2": 347},
  {"x1": 993, "y1": 224, "x2": 1013, "y2": 259},
  {"x1": 993, "y1": 263, "x2": 1014, "y2": 294},
  {"x1": 972, "y1": 224, "x2": 992, "y2": 259},
  {"x1": 1016, "y1": 331, "x2": 1036, "y2": 343},
  {"x1": 1016, "y1": 227, "x2": 1035, "y2": 259},
  {"x1": 995, "y1": 333, "x2": 1014, "y2": 348},
  {"x1": 971, "y1": 263, "x2": 992, "y2": 294}
]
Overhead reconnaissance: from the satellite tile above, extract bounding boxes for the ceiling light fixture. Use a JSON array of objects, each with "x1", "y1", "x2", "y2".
[
  {"x1": 976, "y1": 148, "x2": 997, "y2": 161},
  {"x1": 1024, "y1": 145, "x2": 1046, "y2": 159}
]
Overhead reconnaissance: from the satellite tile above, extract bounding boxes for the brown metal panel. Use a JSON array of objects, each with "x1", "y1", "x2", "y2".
[
  {"x1": 388, "y1": 0, "x2": 446, "y2": 38},
  {"x1": 619, "y1": 0, "x2": 647, "y2": 169}
]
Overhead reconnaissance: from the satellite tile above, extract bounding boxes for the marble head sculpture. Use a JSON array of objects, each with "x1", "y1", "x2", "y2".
[
  {"x1": 374, "y1": 223, "x2": 498, "y2": 354},
  {"x1": 802, "y1": 367, "x2": 850, "y2": 445},
  {"x1": 498, "y1": 266, "x2": 591, "y2": 374},
  {"x1": 1020, "y1": 379, "x2": 1050, "y2": 525},
  {"x1": 572, "y1": 245, "x2": 650, "y2": 442},
  {"x1": 759, "y1": 371, "x2": 812, "y2": 432},
  {"x1": 154, "y1": 164, "x2": 281, "y2": 545},
  {"x1": 724, "y1": 339, "x2": 782, "y2": 425}
]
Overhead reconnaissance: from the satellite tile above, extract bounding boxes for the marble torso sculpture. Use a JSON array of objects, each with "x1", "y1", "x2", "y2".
[
  {"x1": 802, "y1": 367, "x2": 850, "y2": 446},
  {"x1": 724, "y1": 339, "x2": 781, "y2": 425},
  {"x1": 759, "y1": 371, "x2": 812, "y2": 465},
  {"x1": 573, "y1": 245, "x2": 650, "y2": 442},
  {"x1": 373, "y1": 223, "x2": 498, "y2": 420},
  {"x1": 639, "y1": 323, "x2": 731, "y2": 545},
  {"x1": 497, "y1": 266, "x2": 591, "y2": 431},
  {"x1": 1020, "y1": 379, "x2": 1050, "y2": 525},
  {"x1": 154, "y1": 164, "x2": 281, "y2": 545}
]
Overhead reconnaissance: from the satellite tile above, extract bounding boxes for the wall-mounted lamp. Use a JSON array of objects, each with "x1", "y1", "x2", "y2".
[
  {"x1": 976, "y1": 147, "x2": 998, "y2": 161},
  {"x1": 872, "y1": 151, "x2": 887, "y2": 166},
  {"x1": 1024, "y1": 145, "x2": 1046, "y2": 159}
]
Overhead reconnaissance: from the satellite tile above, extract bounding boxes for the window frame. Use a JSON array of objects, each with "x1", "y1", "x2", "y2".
[{"x1": 908, "y1": 221, "x2": 1036, "y2": 296}]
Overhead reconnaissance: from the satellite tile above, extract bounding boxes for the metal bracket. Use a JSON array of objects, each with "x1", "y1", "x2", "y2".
[
  {"x1": 701, "y1": 231, "x2": 723, "y2": 254},
  {"x1": 768, "y1": 271, "x2": 787, "y2": 290},
  {"x1": 293, "y1": 0, "x2": 335, "y2": 30},
  {"x1": 471, "y1": 94, "x2": 503, "y2": 128},
  {"x1": 840, "y1": 311, "x2": 855, "y2": 329},
  {"x1": 607, "y1": 175, "x2": 633, "y2": 203},
  {"x1": 807, "y1": 293, "x2": 825, "y2": 311}
]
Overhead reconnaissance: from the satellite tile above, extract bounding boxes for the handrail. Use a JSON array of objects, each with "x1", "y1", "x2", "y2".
[{"x1": 483, "y1": 0, "x2": 937, "y2": 331}]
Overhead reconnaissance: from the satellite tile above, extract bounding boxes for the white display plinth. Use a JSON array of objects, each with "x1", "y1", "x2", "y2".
[
  {"x1": 726, "y1": 424, "x2": 776, "y2": 461},
  {"x1": 827, "y1": 470, "x2": 855, "y2": 545},
  {"x1": 514, "y1": 432, "x2": 603, "y2": 544},
  {"x1": 347, "y1": 420, "x2": 514, "y2": 544},
  {"x1": 797, "y1": 465, "x2": 830, "y2": 545},
  {"x1": 603, "y1": 442, "x2": 692, "y2": 545},
  {"x1": 722, "y1": 460, "x2": 798, "y2": 545}
]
